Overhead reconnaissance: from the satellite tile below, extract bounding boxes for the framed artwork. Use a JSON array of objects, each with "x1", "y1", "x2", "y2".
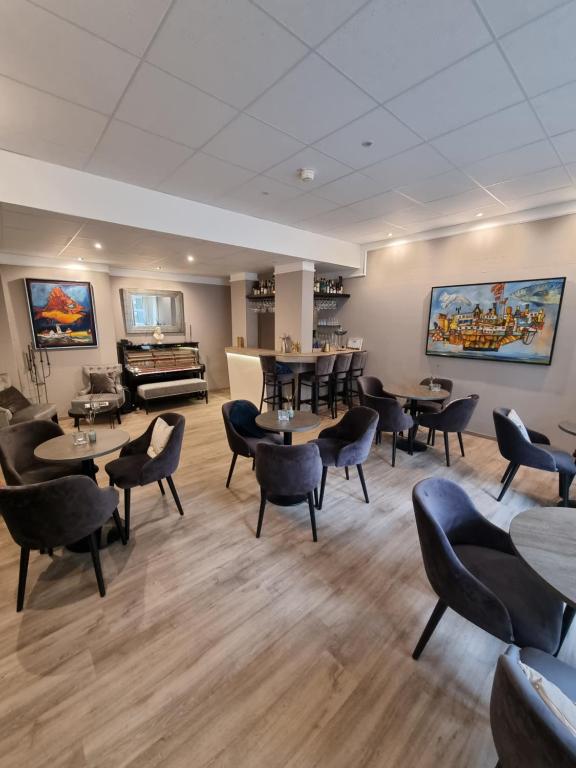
[
  {"x1": 426, "y1": 277, "x2": 566, "y2": 365},
  {"x1": 25, "y1": 278, "x2": 98, "y2": 349}
]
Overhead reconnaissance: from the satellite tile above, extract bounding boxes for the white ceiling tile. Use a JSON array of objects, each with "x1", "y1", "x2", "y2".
[
  {"x1": 299, "y1": 206, "x2": 371, "y2": 230},
  {"x1": 2, "y1": 207, "x2": 82, "y2": 237},
  {"x1": 86, "y1": 120, "x2": 193, "y2": 188},
  {"x1": 116, "y1": 64, "x2": 236, "y2": 148},
  {"x1": 552, "y1": 131, "x2": 576, "y2": 164},
  {"x1": 400, "y1": 170, "x2": 477, "y2": 203},
  {"x1": 464, "y1": 140, "x2": 561, "y2": 185},
  {"x1": 0, "y1": 75, "x2": 106, "y2": 168},
  {"x1": 501, "y1": 3, "x2": 576, "y2": 96},
  {"x1": 531, "y1": 81, "x2": 576, "y2": 136},
  {"x1": 318, "y1": 0, "x2": 491, "y2": 102},
  {"x1": 384, "y1": 204, "x2": 441, "y2": 226},
  {"x1": 220, "y1": 175, "x2": 301, "y2": 208},
  {"x1": 313, "y1": 108, "x2": 421, "y2": 169},
  {"x1": 30, "y1": 0, "x2": 171, "y2": 56},
  {"x1": 314, "y1": 172, "x2": 383, "y2": 205},
  {"x1": 346, "y1": 191, "x2": 413, "y2": 221},
  {"x1": 0, "y1": 0, "x2": 138, "y2": 113},
  {"x1": 362, "y1": 144, "x2": 452, "y2": 188},
  {"x1": 265, "y1": 147, "x2": 353, "y2": 190},
  {"x1": 504, "y1": 184, "x2": 576, "y2": 211},
  {"x1": 475, "y1": 0, "x2": 567, "y2": 36},
  {"x1": 325, "y1": 219, "x2": 405, "y2": 243},
  {"x1": 432, "y1": 102, "x2": 545, "y2": 165},
  {"x1": 248, "y1": 54, "x2": 376, "y2": 144},
  {"x1": 146, "y1": 0, "x2": 307, "y2": 109},
  {"x1": 251, "y1": 0, "x2": 367, "y2": 46},
  {"x1": 259, "y1": 193, "x2": 338, "y2": 224},
  {"x1": 486, "y1": 165, "x2": 572, "y2": 201},
  {"x1": 1, "y1": 228, "x2": 71, "y2": 256},
  {"x1": 202, "y1": 114, "x2": 304, "y2": 173},
  {"x1": 428, "y1": 188, "x2": 506, "y2": 215},
  {"x1": 158, "y1": 151, "x2": 255, "y2": 202},
  {"x1": 387, "y1": 46, "x2": 524, "y2": 140}
]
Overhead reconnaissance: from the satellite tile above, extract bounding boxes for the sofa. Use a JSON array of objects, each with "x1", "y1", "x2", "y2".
[{"x1": 0, "y1": 373, "x2": 57, "y2": 429}]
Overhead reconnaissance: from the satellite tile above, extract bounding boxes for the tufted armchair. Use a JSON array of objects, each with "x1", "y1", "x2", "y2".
[{"x1": 72, "y1": 364, "x2": 125, "y2": 425}]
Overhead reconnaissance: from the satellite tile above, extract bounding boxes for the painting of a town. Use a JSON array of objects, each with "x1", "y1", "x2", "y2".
[
  {"x1": 426, "y1": 277, "x2": 566, "y2": 365},
  {"x1": 25, "y1": 278, "x2": 98, "y2": 349}
]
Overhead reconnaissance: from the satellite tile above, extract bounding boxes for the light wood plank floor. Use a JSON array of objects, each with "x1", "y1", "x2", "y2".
[{"x1": 0, "y1": 391, "x2": 574, "y2": 768}]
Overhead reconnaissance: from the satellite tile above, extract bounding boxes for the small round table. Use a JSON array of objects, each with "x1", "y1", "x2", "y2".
[
  {"x1": 256, "y1": 411, "x2": 321, "y2": 445},
  {"x1": 387, "y1": 384, "x2": 450, "y2": 452},
  {"x1": 559, "y1": 422, "x2": 576, "y2": 437},
  {"x1": 68, "y1": 403, "x2": 118, "y2": 430}
]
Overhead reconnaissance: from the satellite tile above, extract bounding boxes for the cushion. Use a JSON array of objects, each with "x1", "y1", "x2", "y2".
[
  {"x1": 508, "y1": 408, "x2": 530, "y2": 442},
  {"x1": 540, "y1": 446, "x2": 576, "y2": 476},
  {"x1": 90, "y1": 372, "x2": 116, "y2": 394},
  {"x1": 0, "y1": 385, "x2": 30, "y2": 414},
  {"x1": 520, "y1": 648, "x2": 576, "y2": 702},
  {"x1": 229, "y1": 401, "x2": 267, "y2": 439},
  {"x1": 147, "y1": 417, "x2": 174, "y2": 458},
  {"x1": 519, "y1": 661, "x2": 576, "y2": 738}
]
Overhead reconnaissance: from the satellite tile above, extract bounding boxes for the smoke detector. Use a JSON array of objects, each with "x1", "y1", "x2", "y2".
[{"x1": 297, "y1": 167, "x2": 316, "y2": 182}]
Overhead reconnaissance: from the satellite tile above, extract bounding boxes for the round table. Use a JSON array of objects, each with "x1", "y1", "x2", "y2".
[
  {"x1": 559, "y1": 422, "x2": 576, "y2": 437},
  {"x1": 256, "y1": 411, "x2": 321, "y2": 445},
  {"x1": 387, "y1": 384, "x2": 450, "y2": 453}
]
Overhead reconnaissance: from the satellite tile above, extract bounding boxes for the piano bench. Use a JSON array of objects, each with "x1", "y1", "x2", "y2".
[{"x1": 137, "y1": 379, "x2": 208, "y2": 413}]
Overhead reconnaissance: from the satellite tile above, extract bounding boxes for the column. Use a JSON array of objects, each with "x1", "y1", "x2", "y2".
[
  {"x1": 229, "y1": 272, "x2": 258, "y2": 347},
  {"x1": 274, "y1": 262, "x2": 314, "y2": 353}
]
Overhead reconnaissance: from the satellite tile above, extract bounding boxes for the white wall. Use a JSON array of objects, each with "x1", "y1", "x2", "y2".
[{"x1": 339, "y1": 214, "x2": 576, "y2": 450}]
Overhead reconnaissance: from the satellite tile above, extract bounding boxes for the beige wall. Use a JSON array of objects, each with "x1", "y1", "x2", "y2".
[
  {"x1": 230, "y1": 277, "x2": 257, "y2": 347},
  {"x1": 339, "y1": 213, "x2": 576, "y2": 450}
]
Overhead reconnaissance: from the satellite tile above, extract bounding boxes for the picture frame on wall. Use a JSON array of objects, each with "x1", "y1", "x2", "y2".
[
  {"x1": 425, "y1": 277, "x2": 566, "y2": 365},
  {"x1": 25, "y1": 278, "x2": 98, "y2": 350}
]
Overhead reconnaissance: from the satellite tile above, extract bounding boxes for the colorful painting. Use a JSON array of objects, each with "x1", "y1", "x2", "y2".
[
  {"x1": 426, "y1": 277, "x2": 565, "y2": 365},
  {"x1": 25, "y1": 278, "x2": 98, "y2": 349}
]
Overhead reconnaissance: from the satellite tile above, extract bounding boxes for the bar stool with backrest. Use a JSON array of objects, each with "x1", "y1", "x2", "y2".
[
  {"x1": 297, "y1": 354, "x2": 336, "y2": 415},
  {"x1": 347, "y1": 351, "x2": 367, "y2": 408},
  {"x1": 331, "y1": 352, "x2": 353, "y2": 418},
  {"x1": 259, "y1": 355, "x2": 295, "y2": 412}
]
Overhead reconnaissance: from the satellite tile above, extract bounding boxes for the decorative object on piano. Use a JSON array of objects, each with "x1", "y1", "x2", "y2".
[
  {"x1": 120, "y1": 288, "x2": 184, "y2": 335},
  {"x1": 24, "y1": 344, "x2": 51, "y2": 403},
  {"x1": 153, "y1": 326, "x2": 165, "y2": 343},
  {"x1": 25, "y1": 278, "x2": 98, "y2": 349}
]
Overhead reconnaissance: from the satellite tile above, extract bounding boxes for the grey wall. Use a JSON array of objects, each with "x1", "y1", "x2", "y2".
[{"x1": 339, "y1": 213, "x2": 576, "y2": 449}]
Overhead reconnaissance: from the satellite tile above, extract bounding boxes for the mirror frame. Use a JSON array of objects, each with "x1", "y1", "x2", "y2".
[{"x1": 120, "y1": 288, "x2": 185, "y2": 335}]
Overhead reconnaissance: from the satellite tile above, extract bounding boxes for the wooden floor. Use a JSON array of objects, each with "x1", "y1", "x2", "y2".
[{"x1": 0, "y1": 391, "x2": 574, "y2": 768}]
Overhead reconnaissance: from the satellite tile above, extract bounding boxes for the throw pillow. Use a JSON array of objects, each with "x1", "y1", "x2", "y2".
[
  {"x1": 147, "y1": 417, "x2": 174, "y2": 458},
  {"x1": 90, "y1": 372, "x2": 116, "y2": 394},
  {"x1": 0, "y1": 386, "x2": 31, "y2": 414},
  {"x1": 519, "y1": 661, "x2": 576, "y2": 738},
  {"x1": 508, "y1": 408, "x2": 530, "y2": 442}
]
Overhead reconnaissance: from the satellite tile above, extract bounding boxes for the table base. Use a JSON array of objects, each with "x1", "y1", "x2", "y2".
[
  {"x1": 396, "y1": 437, "x2": 427, "y2": 453},
  {"x1": 557, "y1": 500, "x2": 576, "y2": 508}
]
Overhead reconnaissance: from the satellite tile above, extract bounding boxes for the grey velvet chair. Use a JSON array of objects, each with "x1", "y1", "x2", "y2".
[
  {"x1": 418, "y1": 394, "x2": 479, "y2": 466},
  {"x1": 255, "y1": 443, "x2": 322, "y2": 541},
  {"x1": 415, "y1": 377, "x2": 453, "y2": 414},
  {"x1": 105, "y1": 412, "x2": 185, "y2": 540},
  {"x1": 411, "y1": 478, "x2": 571, "y2": 660},
  {"x1": 259, "y1": 355, "x2": 295, "y2": 412},
  {"x1": 331, "y1": 352, "x2": 353, "y2": 418},
  {"x1": 311, "y1": 406, "x2": 379, "y2": 510},
  {"x1": 0, "y1": 475, "x2": 123, "y2": 611},
  {"x1": 0, "y1": 419, "x2": 87, "y2": 485},
  {"x1": 494, "y1": 408, "x2": 575, "y2": 505},
  {"x1": 73, "y1": 364, "x2": 125, "y2": 425},
  {"x1": 222, "y1": 400, "x2": 282, "y2": 487},
  {"x1": 0, "y1": 373, "x2": 58, "y2": 428},
  {"x1": 297, "y1": 354, "x2": 336, "y2": 415},
  {"x1": 362, "y1": 393, "x2": 415, "y2": 465},
  {"x1": 347, "y1": 350, "x2": 368, "y2": 408},
  {"x1": 491, "y1": 645, "x2": 576, "y2": 768},
  {"x1": 357, "y1": 375, "x2": 398, "y2": 403}
]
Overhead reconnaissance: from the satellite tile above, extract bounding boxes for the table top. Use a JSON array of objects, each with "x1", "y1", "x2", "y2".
[
  {"x1": 256, "y1": 411, "x2": 321, "y2": 433},
  {"x1": 387, "y1": 384, "x2": 450, "y2": 401},
  {"x1": 559, "y1": 421, "x2": 576, "y2": 437},
  {"x1": 68, "y1": 402, "x2": 117, "y2": 416},
  {"x1": 34, "y1": 429, "x2": 130, "y2": 463},
  {"x1": 510, "y1": 506, "x2": 576, "y2": 608}
]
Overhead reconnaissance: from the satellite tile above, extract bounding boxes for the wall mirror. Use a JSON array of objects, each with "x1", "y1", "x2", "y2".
[{"x1": 120, "y1": 288, "x2": 185, "y2": 334}]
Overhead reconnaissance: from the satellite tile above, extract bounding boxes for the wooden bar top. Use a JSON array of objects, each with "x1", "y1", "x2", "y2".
[{"x1": 225, "y1": 346, "x2": 357, "y2": 363}]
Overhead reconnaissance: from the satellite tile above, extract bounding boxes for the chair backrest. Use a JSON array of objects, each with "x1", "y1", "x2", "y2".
[
  {"x1": 0, "y1": 475, "x2": 118, "y2": 549},
  {"x1": 493, "y1": 407, "x2": 530, "y2": 457},
  {"x1": 333, "y1": 352, "x2": 353, "y2": 374},
  {"x1": 256, "y1": 443, "x2": 322, "y2": 497},
  {"x1": 0, "y1": 373, "x2": 11, "y2": 393},
  {"x1": 435, "y1": 394, "x2": 479, "y2": 432},
  {"x1": 0, "y1": 419, "x2": 64, "y2": 485},
  {"x1": 490, "y1": 646, "x2": 576, "y2": 768},
  {"x1": 82, "y1": 364, "x2": 123, "y2": 388},
  {"x1": 333, "y1": 406, "x2": 379, "y2": 463},
  {"x1": 350, "y1": 351, "x2": 367, "y2": 374},
  {"x1": 315, "y1": 354, "x2": 336, "y2": 376},
  {"x1": 141, "y1": 412, "x2": 185, "y2": 481},
  {"x1": 357, "y1": 376, "x2": 397, "y2": 404},
  {"x1": 222, "y1": 400, "x2": 260, "y2": 458},
  {"x1": 259, "y1": 355, "x2": 277, "y2": 375},
  {"x1": 362, "y1": 393, "x2": 411, "y2": 431}
]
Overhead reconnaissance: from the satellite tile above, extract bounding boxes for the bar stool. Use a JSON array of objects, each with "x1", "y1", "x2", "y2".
[
  {"x1": 331, "y1": 352, "x2": 353, "y2": 418},
  {"x1": 347, "y1": 350, "x2": 367, "y2": 408},
  {"x1": 259, "y1": 355, "x2": 295, "y2": 412},
  {"x1": 297, "y1": 354, "x2": 336, "y2": 415}
]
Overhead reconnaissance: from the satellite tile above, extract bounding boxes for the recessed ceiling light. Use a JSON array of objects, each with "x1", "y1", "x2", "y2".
[
  {"x1": 187, "y1": 255, "x2": 195, "y2": 262},
  {"x1": 387, "y1": 232, "x2": 393, "y2": 238},
  {"x1": 77, "y1": 257, "x2": 84, "y2": 261},
  {"x1": 361, "y1": 140, "x2": 374, "y2": 148},
  {"x1": 155, "y1": 266, "x2": 162, "y2": 271},
  {"x1": 475, "y1": 212, "x2": 484, "y2": 218},
  {"x1": 94, "y1": 242, "x2": 103, "y2": 249}
]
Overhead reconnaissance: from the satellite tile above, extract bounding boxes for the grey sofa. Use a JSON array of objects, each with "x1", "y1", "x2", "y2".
[{"x1": 0, "y1": 373, "x2": 57, "y2": 429}]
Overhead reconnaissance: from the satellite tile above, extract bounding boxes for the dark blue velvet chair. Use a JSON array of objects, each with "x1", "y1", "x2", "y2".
[
  {"x1": 418, "y1": 394, "x2": 479, "y2": 466},
  {"x1": 311, "y1": 406, "x2": 378, "y2": 510},
  {"x1": 361, "y1": 393, "x2": 414, "y2": 466},
  {"x1": 415, "y1": 377, "x2": 453, "y2": 414},
  {"x1": 493, "y1": 408, "x2": 575, "y2": 505},
  {"x1": 412, "y1": 478, "x2": 571, "y2": 660},
  {"x1": 255, "y1": 443, "x2": 322, "y2": 541},
  {"x1": 491, "y1": 646, "x2": 576, "y2": 768},
  {"x1": 357, "y1": 375, "x2": 398, "y2": 402},
  {"x1": 222, "y1": 400, "x2": 281, "y2": 487}
]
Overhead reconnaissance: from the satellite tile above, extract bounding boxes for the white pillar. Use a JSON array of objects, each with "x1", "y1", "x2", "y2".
[
  {"x1": 229, "y1": 272, "x2": 258, "y2": 347},
  {"x1": 274, "y1": 262, "x2": 314, "y2": 353}
]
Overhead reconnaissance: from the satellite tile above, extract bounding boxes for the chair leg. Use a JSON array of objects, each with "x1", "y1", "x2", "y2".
[
  {"x1": 443, "y1": 432, "x2": 450, "y2": 467},
  {"x1": 457, "y1": 431, "x2": 465, "y2": 457},
  {"x1": 427, "y1": 428, "x2": 432, "y2": 446},
  {"x1": 259, "y1": 377, "x2": 265, "y2": 412},
  {"x1": 252, "y1": 457, "x2": 255, "y2": 471},
  {"x1": 560, "y1": 473, "x2": 573, "y2": 507},
  {"x1": 313, "y1": 487, "x2": 319, "y2": 507},
  {"x1": 124, "y1": 488, "x2": 131, "y2": 541},
  {"x1": 226, "y1": 453, "x2": 238, "y2": 488},
  {"x1": 356, "y1": 464, "x2": 369, "y2": 503},
  {"x1": 158, "y1": 479, "x2": 165, "y2": 496},
  {"x1": 555, "y1": 605, "x2": 576, "y2": 656},
  {"x1": 166, "y1": 476, "x2": 184, "y2": 516},
  {"x1": 412, "y1": 600, "x2": 447, "y2": 660},
  {"x1": 392, "y1": 432, "x2": 397, "y2": 467},
  {"x1": 256, "y1": 488, "x2": 266, "y2": 538},
  {"x1": 116, "y1": 409, "x2": 122, "y2": 425},
  {"x1": 500, "y1": 462, "x2": 513, "y2": 483},
  {"x1": 345, "y1": 466, "x2": 349, "y2": 480},
  {"x1": 112, "y1": 509, "x2": 127, "y2": 546},
  {"x1": 307, "y1": 492, "x2": 318, "y2": 542},
  {"x1": 318, "y1": 466, "x2": 328, "y2": 510},
  {"x1": 431, "y1": 428, "x2": 436, "y2": 446},
  {"x1": 497, "y1": 464, "x2": 520, "y2": 502},
  {"x1": 88, "y1": 532, "x2": 106, "y2": 598},
  {"x1": 16, "y1": 546, "x2": 30, "y2": 612}
]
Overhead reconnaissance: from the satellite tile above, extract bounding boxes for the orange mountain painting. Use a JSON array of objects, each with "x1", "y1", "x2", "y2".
[{"x1": 26, "y1": 278, "x2": 98, "y2": 349}]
